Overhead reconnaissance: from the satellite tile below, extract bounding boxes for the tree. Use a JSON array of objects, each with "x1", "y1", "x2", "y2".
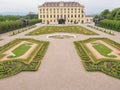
[
  {"x1": 25, "y1": 12, "x2": 38, "y2": 19},
  {"x1": 110, "y1": 8, "x2": 120, "y2": 19},
  {"x1": 114, "y1": 9, "x2": 120, "y2": 20},
  {"x1": 100, "y1": 9, "x2": 110, "y2": 19}
]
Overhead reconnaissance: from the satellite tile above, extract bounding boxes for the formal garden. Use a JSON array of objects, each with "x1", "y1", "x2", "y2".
[
  {"x1": 0, "y1": 8, "x2": 120, "y2": 81},
  {"x1": 74, "y1": 38, "x2": 120, "y2": 79},
  {"x1": 27, "y1": 26, "x2": 98, "y2": 35},
  {"x1": 0, "y1": 38, "x2": 49, "y2": 79}
]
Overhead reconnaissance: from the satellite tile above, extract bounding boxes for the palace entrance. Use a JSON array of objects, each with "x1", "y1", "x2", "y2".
[{"x1": 57, "y1": 19, "x2": 66, "y2": 24}]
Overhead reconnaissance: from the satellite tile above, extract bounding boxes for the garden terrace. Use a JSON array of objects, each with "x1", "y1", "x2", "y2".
[
  {"x1": 27, "y1": 26, "x2": 98, "y2": 35},
  {"x1": 0, "y1": 38, "x2": 49, "y2": 79},
  {"x1": 74, "y1": 38, "x2": 120, "y2": 79}
]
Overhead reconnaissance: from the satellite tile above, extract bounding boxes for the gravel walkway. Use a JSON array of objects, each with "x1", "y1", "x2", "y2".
[{"x1": 0, "y1": 24, "x2": 120, "y2": 90}]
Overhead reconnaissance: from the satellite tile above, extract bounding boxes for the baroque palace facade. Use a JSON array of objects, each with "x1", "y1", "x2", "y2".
[{"x1": 38, "y1": 1, "x2": 93, "y2": 24}]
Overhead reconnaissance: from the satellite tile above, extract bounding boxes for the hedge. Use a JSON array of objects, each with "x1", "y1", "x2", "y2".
[
  {"x1": 98, "y1": 19, "x2": 120, "y2": 32},
  {"x1": 0, "y1": 19, "x2": 41, "y2": 34},
  {"x1": 29, "y1": 19, "x2": 41, "y2": 25}
]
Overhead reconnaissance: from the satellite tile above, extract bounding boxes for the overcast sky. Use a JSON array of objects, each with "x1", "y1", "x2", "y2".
[{"x1": 0, "y1": 0, "x2": 120, "y2": 15}]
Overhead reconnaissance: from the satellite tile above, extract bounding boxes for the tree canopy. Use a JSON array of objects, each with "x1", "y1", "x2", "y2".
[
  {"x1": 94, "y1": 8, "x2": 120, "y2": 20},
  {"x1": 0, "y1": 12, "x2": 38, "y2": 22},
  {"x1": 100, "y1": 9, "x2": 110, "y2": 19}
]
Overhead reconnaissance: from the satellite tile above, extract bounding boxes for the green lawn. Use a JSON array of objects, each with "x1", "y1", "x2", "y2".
[
  {"x1": 92, "y1": 43, "x2": 116, "y2": 58},
  {"x1": 27, "y1": 26, "x2": 97, "y2": 35},
  {"x1": 8, "y1": 43, "x2": 31, "y2": 58}
]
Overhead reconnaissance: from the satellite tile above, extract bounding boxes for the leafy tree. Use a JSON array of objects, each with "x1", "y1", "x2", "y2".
[
  {"x1": 0, "y1": 15, "x2": 20, "y2": 21},
  {"x1": 100, "y1": 9, "x2": 110, "y2": 19},
  {"x1": 24, "y1": 12, "x2": 38, "y2": 19},
  {"x1": 110, "y1": 8, "x2": 120, "y2": 19},
  {"x1": 114, "y1": 9, "x2": 120, "y2": 20}
]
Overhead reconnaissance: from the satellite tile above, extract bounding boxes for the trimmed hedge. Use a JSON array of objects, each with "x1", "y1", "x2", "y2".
[
  {"x1": 0, "y1": 38, "x2": 49, "y2": 79},
  {"x1": 29, "y1": 19, "x2": 41, "y2": 25},
  {"x1": 98, "y1": 19, "x2": 120, "y2": 32},
  {"x1": 0, "y1": 19, "x2": 41, "y2": 34},
  {"x1": 74, "y1": 38, "x2": 120, "y2": 79},
  {"x1": 0, "y1": 20, "x2": 25, "y2": 33}
]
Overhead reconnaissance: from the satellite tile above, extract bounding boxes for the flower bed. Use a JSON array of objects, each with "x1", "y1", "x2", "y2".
[
  {"x1": 74, "y1": 38, "x2": 120, "y2": 79},
  {"x1": 0, "y1": 38, "x2": 49, "y2": 79}
]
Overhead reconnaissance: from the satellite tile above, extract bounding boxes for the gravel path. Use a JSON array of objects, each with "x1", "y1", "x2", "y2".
[{"x1": 0, "y1": 24, "x2": 120, "y2": 90}]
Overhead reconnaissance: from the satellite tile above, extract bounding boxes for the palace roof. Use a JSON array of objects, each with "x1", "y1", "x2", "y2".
[{"x1": 39, "y1": 1, "x2": 83, "y2": 7}]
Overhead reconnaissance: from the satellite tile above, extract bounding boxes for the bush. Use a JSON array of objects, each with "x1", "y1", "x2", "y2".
[{"x1": 98, "y1": 19, "x2": 120, "y2": 32}]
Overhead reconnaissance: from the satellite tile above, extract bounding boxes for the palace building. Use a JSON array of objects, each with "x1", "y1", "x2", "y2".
[{"x1": 38, "y1": 1, "x2": 93, "y2": 24}]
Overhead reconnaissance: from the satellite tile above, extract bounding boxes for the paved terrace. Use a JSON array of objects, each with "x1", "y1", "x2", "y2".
[{"x1": 0, "y1": 24, "x2": 120, "y2": 90}]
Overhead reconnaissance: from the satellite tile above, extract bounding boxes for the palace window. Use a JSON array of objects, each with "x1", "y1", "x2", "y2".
[
  {"x1": 75, "y1": 15, "x2": 76, "y2": 18},
  {"x1": 64, "y1": 15, "x2": 66, "y2": 18},
  {"x1": 61, "y1": 15, "x2": 63, "y2": 18},
  {"x1": 82, "y1": 15, "x2": 84, "y2": 18},
  {"x1": 50, "y1": 15, "x2": 52, "y2": 18},
  {"x1": 54, "y1": 15, "x2": 56, "y2": 18},
  {"x1": 43, "y1": 15, "x2": 45, "y2": 18},
  {"x1": 68, "y1": 15, "x2": 69, "y2": 18},
  {"x1": 57, "y1": 15, "x2": 59, "y2": 18},
  {"x1": 40, "y1": 15, "x2": 42, "y2": 18},
  {"x1": 71, "y1": 15, "x2": 73, "y2": 18},
  {"x1": 82, "y1": 10, "x2": 84, "y2": 13},
  {"x1": 47, "y1": 15, "x2": 49, "y2": 18}
]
